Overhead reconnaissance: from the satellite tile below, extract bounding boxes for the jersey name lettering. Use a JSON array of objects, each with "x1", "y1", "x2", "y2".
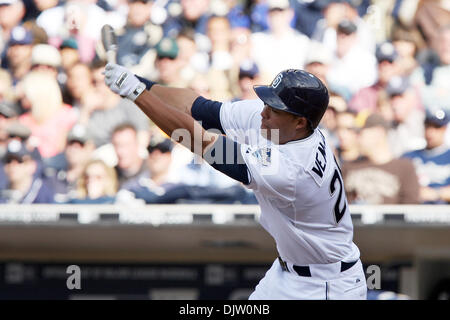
[{"x1": 312, "y1": 141, "x2": 327, "y2": 178}]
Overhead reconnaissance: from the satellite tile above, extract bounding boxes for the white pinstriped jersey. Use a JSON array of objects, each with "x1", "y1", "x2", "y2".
[{"x1": 219, "y1": 99, "x2": 360, "y2": 265}]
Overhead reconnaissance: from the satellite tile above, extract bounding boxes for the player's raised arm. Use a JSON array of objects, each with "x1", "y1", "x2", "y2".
[
  {"x1": 105, "y1": 64, "x2": 225, "y2": 133},
  {"x1": 104, "y1": 63, "x2": 249, "y2": 185}
]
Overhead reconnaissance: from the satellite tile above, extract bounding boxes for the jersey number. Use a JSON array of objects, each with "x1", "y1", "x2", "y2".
[{"x1": 329, "y1": 168, "x2": 347, "y2": 224}]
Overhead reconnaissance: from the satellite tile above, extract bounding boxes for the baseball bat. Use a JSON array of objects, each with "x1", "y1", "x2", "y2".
[{"x1": 101, "y1": 24, "x2": 117, "y2": 64}]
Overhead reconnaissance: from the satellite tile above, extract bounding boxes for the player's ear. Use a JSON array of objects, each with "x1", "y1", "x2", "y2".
[{"x1": 295, "y1": 117, "x2": 309, "y2": 131}]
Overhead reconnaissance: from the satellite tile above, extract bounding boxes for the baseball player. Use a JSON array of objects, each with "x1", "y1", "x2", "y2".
[{"x1": 103, "y1": 64, "x2": 367, "y2": 300}]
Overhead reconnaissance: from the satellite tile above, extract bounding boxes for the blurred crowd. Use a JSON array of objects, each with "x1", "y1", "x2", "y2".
[{"x1": 0, "y1": 0, "x2": 449, "y2": 205}]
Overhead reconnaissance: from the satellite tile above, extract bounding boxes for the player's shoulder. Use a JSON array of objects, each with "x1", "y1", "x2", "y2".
[
  {"x1": 280, "y1": 130, "x2": 334, "y2": 186},
  {"x1": 223, "y1": 98, "x2": 263, "y2": 110}
]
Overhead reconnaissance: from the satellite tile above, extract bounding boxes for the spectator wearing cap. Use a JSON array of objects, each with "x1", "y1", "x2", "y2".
[
  {"x1": 154, "y1": 37, "x2": 187, "y2": 87},
  {"x1": 59, "y1": 38, "x2": 79, "y2": 71},
  {"x1": 385, "y1": 76, "x2": 425, "y2": 157},
  {"x1": 233, "y1": 59, "x2": 260, "y2": 101},
  {"x1": 0, "y1": 140, "x2": 55, "y2": 203},
  {"x1": 326, "y1": 19, "x2": 377, "y2": 99},
  {"x1": 2, "y1": 25, "x2": 33, "y2": 82},
  {"x1": 111, "y1": 123, "x2": 151, "y2": 192},
  {"x1": 402, "y1": 109, "x2": 450, "y2": 204},
  {"x1": 349, "y1": 41, "x2": 401, "y2": 113},
  {"x1": 18, "y1": 70, "x2": 78, "y2": 158},
  {"x1": 43, "y1": 124, "x2": 95, "y2": 202},
  {"x1": 126, "y1": 138, "x2": 178, "y2": 203},
  {"x1": 250, "y1": 0, "x2": 310, "y2": 81},
  {"x1": 342, "y1": 113, "x2": 420, "y2": 204},
  {"x1": 311, "y1": 0, "x2": 375, "y2": 55},
  {"x1": 115, "y1": 0, "x2": 161, "y2": 75}
]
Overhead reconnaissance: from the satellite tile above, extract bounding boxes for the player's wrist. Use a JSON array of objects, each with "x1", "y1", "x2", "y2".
[
  {"x1": 127, "y1": 81, "x2": 146, "y2": 102},
  {"x1": 135, "y1": 75, "x2": 156, "y2": 91}
]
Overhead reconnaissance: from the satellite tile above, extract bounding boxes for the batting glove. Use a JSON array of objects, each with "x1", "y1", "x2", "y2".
[{"x1": 103, "y1": 63, "x2": 146, "y2": 101}]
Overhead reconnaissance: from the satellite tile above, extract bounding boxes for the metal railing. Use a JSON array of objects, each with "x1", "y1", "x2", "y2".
[{"x1": 0, "y1": 204, "x2": 449, "y2": 225}]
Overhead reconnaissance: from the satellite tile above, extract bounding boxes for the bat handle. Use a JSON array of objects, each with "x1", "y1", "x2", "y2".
[{"x1": 106, "y1": 50, "x2": 116, "y2": 64}]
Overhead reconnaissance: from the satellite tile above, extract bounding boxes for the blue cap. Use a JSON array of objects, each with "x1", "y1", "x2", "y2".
[
  {"x1": 147, "y1": 138, "x2": 173, "y2": 153},
  {"x1": 239, "y1": 60, "x2": 259, "y2": 78},
  {"x1": 3, "y1": 140, "x2": 32, "y2": 163},
  {"x1": 425, "y1": 109, "x2": 449, "y2": 127},
  {"x1": 376, "y1": 41, "x2": 398, "y2": 63},
  {"x1": 8, "y1": 26, "x2": 33, "y2": 46},
  {"x1": 386, "y1": 76, "x2": 410, "y2": 97}
]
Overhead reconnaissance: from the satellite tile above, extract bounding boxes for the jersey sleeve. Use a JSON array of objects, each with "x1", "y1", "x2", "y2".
[
  {"x1": 219, "y1": 99, "x2": 264, "y2": 144},
  {"x1": 240, "y1": 144, "x2": 297, "y2": 202}
]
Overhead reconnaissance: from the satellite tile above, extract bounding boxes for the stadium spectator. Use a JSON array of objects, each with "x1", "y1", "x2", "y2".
[
  {"x1": 58, "y1": 38, "x2": 80, "y2": 71},
  {"x1": 154, "y1": 37, "x2": 187, "y2": 87},
  {"x1": 0, "y1": 0, "x2": 26, "y2": 49},
  {"x1": 312, "y1": 0, "x2": 375, "y2": 54},
  {"x1": 206, "y1": 15, "x2": 234, "y2": 100},
  {"x1": 385, "y1": 76, "x2": 425, "y2": 157},
  {"x1": 391, "y1": 25, "x2": 423, "y2": 77},
  {"x1": 44, "y1": 124, "x2": 95, "y2": 202},
  {"x1": 2, "y1": 25, "x2": 34, "y2": 83},
  {"x1": 165, "y1": 0, "x2": 211, "y2": 38},
  {"x1": 403, "y1": 109, "x2": 450, "y2": 204},
  {"x1": 349, "y1": 41, "x2": 400, "y2": 113},
  {"x1": 18, "y1": 71, "x2": 78, "y2": 158},
  {"x1": 342, "y1": 113, "x2": 420, "y2": 204},
  {"x1": 233, "y1": 60, "x2": 260, "y2": 101},
  {"x1": 65, "y1": 61, "x2": 94, "y2": 108},
  {"x1": 111, "y1": 123, "x2": 150, "y2": 191},
  {"x1": 176, "y1": 30, "x2": 209, "y2": 78},
  {"x1": 69, "y1": 158, "x2": 118, "y2": 204},
  {"x1": 30, "y1": 43, "x2": 61, "y2": 78},
  {"x1": 0, "y1": 140, "x2": 55, "y2": 203},
  {"x1": 320, "y1": 93, "x2": 347, "y2": 151},
  {"x1": 410, "y1": 25, "x2": 450, "y2": 113},
  {"x1": 250, "y1": 0, "x2": 310, "y2": 81},
  {"x1": 335, "y1": 109, "x2": 361, "y2": 163},
  {"x1": 326, "y1": 19, "x2": 377, "y2": 99},
  {"x1": 115, "y1": 0, "x2": 159, "y2": 74}
]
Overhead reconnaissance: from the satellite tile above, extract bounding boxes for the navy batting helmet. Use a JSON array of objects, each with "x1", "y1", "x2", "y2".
[{"x1": 254, "y1": 69, "x2": 329, "y2": 129}]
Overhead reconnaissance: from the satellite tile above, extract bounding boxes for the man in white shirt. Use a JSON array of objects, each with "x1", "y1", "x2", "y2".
[{"x1": 250, "y1": 0, "x2": 310, "y2": 81}]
